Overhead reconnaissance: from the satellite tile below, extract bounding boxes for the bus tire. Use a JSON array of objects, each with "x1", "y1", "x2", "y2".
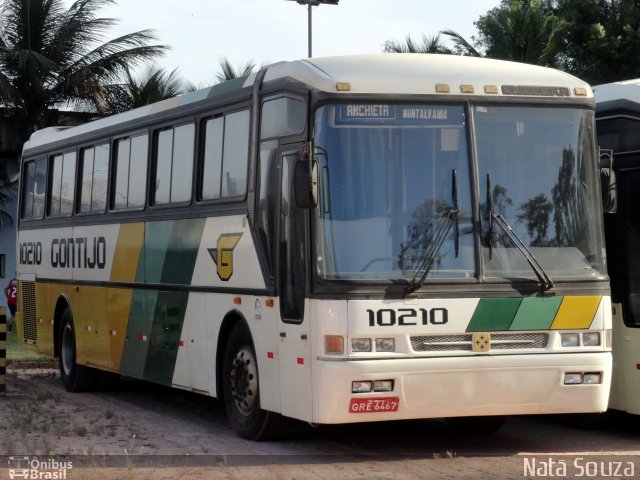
[
  {"x1": 58, "y1": 307, "x2": 94, "y2": 392},
  {"x1": 446, "y1": 415, "x2": 506, "y2": 433},
  {"x1": 222, "y1": 321, "x2": 285, "y2": 440}
]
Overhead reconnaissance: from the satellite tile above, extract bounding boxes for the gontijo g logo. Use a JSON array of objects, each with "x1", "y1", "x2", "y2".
[{"x1": 208, "y1": 233, "x2": 243, "y2": 281}]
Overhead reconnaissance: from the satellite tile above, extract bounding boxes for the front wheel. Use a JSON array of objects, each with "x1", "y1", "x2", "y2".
[
  {"x1": 222, "y1": 321, "x2": 285, "y2": 440},
  {"x1": 58, "y1": 308, "x2": 94, "y2": 392}
]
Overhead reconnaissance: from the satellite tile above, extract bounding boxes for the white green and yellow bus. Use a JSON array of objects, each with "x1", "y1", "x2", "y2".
[
  {"x1": 594, "y1": 80, "x2": 640, "y2": 416},
  {"x1": 17, "y1": 54, "x2": 612, "y2": 439}
]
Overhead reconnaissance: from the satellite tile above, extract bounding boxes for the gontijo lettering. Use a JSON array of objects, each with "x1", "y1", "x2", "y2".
[{"x1": 51, "y1": 236, "x2": 107, "y2": 269}]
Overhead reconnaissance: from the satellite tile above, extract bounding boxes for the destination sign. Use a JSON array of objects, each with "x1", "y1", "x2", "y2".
[{"x1": 336, "y1": 104, "x2": 464, "y2": 126}]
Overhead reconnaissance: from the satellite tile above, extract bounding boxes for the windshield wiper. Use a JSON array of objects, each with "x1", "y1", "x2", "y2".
[
  {"x1": 486, "y1": 173, "x2": 554, "y2": 290},
  {"x1": 406, "y1": 170, "x2": 459, "y2": 293}
]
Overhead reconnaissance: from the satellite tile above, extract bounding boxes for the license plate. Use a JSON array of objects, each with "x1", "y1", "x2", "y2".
[{"x1": 349, "y1": 397, "x2": 399, "y2": 413}]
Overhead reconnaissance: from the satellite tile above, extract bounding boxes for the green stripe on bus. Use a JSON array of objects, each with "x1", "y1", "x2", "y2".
[
  {"x1": 467, "y1": 298, "x2": 522, "y2": 332},
  {"x1": 123, "y1": 218, "x2": 206, "y2": 382},
  {"x1": 160, "y1": 218, "x2": 206, "y2": 285},
  {"x1": 120, "y1": 289, "x2": 154, "y2": 379},
  {"x1": 509, "y1": 296, "x2": 563, "y2": 330},
  {"x1": 144, "y1": 291, "x2": 188, "y2": 385},
  {"x1": 142, "y1": 221, "x2": 174, "y2": 284}
]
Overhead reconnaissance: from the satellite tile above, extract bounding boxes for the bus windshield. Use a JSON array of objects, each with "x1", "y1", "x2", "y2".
[
  {"x1": 476, "y1": 106, "x2": 605, "y2": 282},
  {"x1": 313, "y1": 103, "x2": 606, "y2": 283}
]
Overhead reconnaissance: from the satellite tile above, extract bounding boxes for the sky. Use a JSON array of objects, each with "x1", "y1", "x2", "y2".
[{"x1": 66, "y1": 0, "x2": 500, "y2": 86}]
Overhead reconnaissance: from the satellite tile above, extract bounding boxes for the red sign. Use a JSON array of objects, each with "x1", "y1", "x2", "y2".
[{"x1": 349, "y1": 397, "x2": 399, "y2": 413}]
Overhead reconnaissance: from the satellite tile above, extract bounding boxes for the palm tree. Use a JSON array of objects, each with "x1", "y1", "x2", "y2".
[
  {"x1": 215, "y1": 57, "x2": 256, "y2": 84},
  {"x1": 439, "y1": 29, "x2": 483, "y2": 57},
  {"x1": 103, "y1": 65, "x2": 188, "y2": 114},
  {"x1": 471, "y1": 0, "x2": 567, "y2": 66},
  {"x1": 0, "y1": 0, "x2": 168, "y2": 139},
  {"x1": 0, "y1": 158, "x2": 16, "y2": 230},
  {"x1": 383, "y1": 34, "x2": 453, "y2": 54}
]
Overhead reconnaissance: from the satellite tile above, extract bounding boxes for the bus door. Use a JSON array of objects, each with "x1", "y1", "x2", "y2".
[
  {"x1": 607, "y1": 165, "x2": 640, "y2": 414},
  {"x1": 277, "y1": 147, "x2": 312, "y2": 420}
]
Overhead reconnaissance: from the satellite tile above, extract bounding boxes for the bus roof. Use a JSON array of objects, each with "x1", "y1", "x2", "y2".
[
  {"x1": 594, "y1": 79, "x2": 640, "y2": 105},
  {"x1": 23, "y1": 53, "x2": 591, "y2": 153}
]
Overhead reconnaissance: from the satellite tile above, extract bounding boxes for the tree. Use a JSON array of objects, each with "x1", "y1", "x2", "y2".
[
  {"x1": 517, "y1": 193, "x2": 553, "y2": 246},
  {"x1": 0, "y1": 158, "x2": 16, "y2": 229},
  {"x1": 103, "y1": 65, "x2": 188, "y2": 114},
  {"x1": 0, "y1": 0, "x2": 168, "y2": 140},
  {"x1": 215, "y1": 58, "x2": 256, "y2": 84},
  {"x1": 383, "y1": 34, "x2": 453, "y2": 54},
  {"x1": 439, "y1": 29, "x2": 483, "y2": 56},
  {"x1": 382, "y1": 1, "x2": 567, "y2": 66},
  {"x1": 544, "y1": 0, "x2": 640, "y2": 84},
  {"x1": 472, "y1": 0, "x2": 568, "y2": 66}
]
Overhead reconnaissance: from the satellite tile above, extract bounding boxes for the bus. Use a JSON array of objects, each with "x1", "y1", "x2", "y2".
[
  {"x1": 593, "y1": 79, "x2": 640, "y2": 416},
  {"x1": 16, "y1": 53, "x2": 612, "y2": 440}
]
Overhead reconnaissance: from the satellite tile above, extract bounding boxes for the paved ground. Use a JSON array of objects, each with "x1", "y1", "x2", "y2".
[{"x1": 1, "y1": 366, "x2": 639, "y2": 479}]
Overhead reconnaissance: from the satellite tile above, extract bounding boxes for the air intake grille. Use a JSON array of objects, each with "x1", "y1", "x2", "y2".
[
  {"x1": 411, "y1": 334, "x2": 473, "y2": 352},
  {"x1": 490, "y1": 332, "x2": 549, "y2": 349},
  {"x1": 411, "y1": 332, "x2": 549, "y2": 352},
  {"x1": 20, "y1": 281, "x2": 37, "y2": 343}
]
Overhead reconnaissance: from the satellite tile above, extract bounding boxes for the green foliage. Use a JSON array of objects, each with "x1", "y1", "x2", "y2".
[
  {"x1": 215, "y1": 57, "x2": 256, "y2": 84},
  {"x1": 6, "y1": 328, "x2": 53, "y2": 362},
  {"x1": 383, "y1": 34, "x2": 453, "y2": 54},
  {"x1": 103, "y1": 65, "x2": 187, "y2": 114},
  {"x1": 0, "y1": 158, "x2": 17, "y2": 229},
  {"x1": 382, "y1": 0, "x2": 640, "y2": 84},
  {"x1": 0, "y1": 0, "x2": 168, "y2": 138},
  {"x1": 474, "y1": 0, "x2": 568, "y2": 66},
  {"x1": 546, "y1": 0, "x2": 640, "y2": 83}
]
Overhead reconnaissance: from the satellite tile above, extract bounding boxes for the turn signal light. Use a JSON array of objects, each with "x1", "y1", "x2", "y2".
[{"x1": 325, "y1": 335, "x2": 344, "y2": 355}]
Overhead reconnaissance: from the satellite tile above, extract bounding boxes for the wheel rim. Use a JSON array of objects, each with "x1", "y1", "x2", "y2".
[
  {"x1": 229, "y1": 346, "x2": 258, "y2": 416},
  {"x1": 61, "y1": 323, "x2": 74, "y2": 376}
]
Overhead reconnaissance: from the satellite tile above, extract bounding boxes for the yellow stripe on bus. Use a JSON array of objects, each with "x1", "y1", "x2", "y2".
[
  {"x1": 550, "y1": 296, "x2": 601, "y2": 330},
  {"x1": 107, "y1": 288, "x2": 133, "y2": 371},
  {"x1": 111, "y1": 222, "x2": 144, "y2": 282}
]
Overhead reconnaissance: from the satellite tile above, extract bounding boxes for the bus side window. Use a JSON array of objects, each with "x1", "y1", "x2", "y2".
[
  {"x1": 154, "y1": 123, "x2": 195, "y2": 205},
  {"x1": 201, "y1": 110, "x2": 250, "y2": 201},
  {"x1": 48, "y1": 152, "x2": 76, "y2": 217},
  {"x1": 257, "y1": 146, "x2": 278, "y2": 277},
  {"x1": 113, "y1": 134, "x2": 148, "y2": 210},
  {"x1": 260, "y1": 96, "x2": 306, "y2": 140},
  {"x1": 79, "y1": 144, "x2": 109, "y2": 213},
  {"x1": 280, "y1": 152, "x2": 306, "y2": 323},
  {"x1": 21, "y1": 158, "x2": 46, "y2": 220}
]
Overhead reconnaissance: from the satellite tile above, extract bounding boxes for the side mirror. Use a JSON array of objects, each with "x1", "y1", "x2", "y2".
[
  {"x1": 294, "y1": 159, "x2": 318, "y2": 208},
  {"x1": 599, "y1": 148, "x2": 617, "y2": 214}
]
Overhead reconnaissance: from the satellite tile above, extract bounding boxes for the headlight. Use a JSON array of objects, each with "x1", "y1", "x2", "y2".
[
  {"x1": 351, "y1": 338, "x2": 372, "y2": 352},
  {"x1": 561, "y1": 333, "x2": 579, "y2": 347},
  {"x1": 583, "y1": 372, "x2": 602, "y2": 384},
  {"x1": 375, "y1": 338, "x2": 395, "y2": 352},
  {"x1": 564, "y1": 373, "x2": 583, "y2": 385},
  {"x1": 352, "y1": 381, "x2": 372, "y2": 393},
  {"x1": 582, "y1": 332, "x2": 601, "y2": 347},
  {"x1": 373, "y1": 380, "x2": 394, "y2": 392}
]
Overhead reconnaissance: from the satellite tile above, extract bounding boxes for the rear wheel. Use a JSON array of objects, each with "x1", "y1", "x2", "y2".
[
  {"x1": 222, "y1": 321, "x2": 285, "y2": 440},
  {"x1": 58, "y1": 308, "x2": 94, "y2": 392}
]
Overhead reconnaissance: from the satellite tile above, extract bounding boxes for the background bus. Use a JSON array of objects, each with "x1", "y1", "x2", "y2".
[
  {"x1": 594, "y1": 80, "x2": 640, "y2": 416},
  {"x1": 16, "y1": 54, "x2": 612, "y2": 439}
]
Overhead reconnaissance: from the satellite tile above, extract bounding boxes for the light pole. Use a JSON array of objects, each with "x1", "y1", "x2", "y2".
[{"x1": 286, "y1": 0, "x2": 339, "y2": 58}]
